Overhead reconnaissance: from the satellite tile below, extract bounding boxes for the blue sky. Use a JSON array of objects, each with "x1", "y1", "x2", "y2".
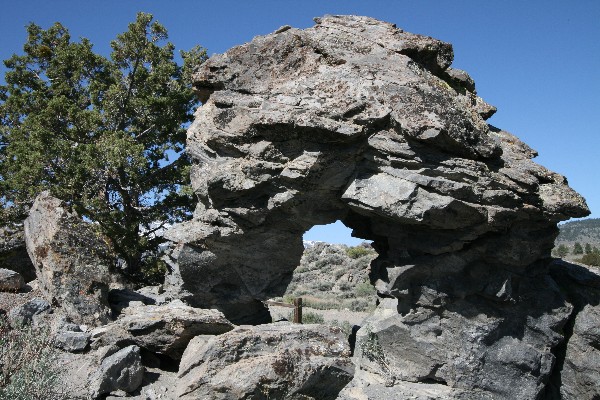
[{"x1": 1, "y1": 1, "x2": 598, "y2": 245}]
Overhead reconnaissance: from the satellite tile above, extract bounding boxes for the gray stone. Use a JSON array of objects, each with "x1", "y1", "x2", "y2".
[
  {"x1": 162, "y1": 14, "x2": 593, "y2": 398},
  {"x1": 0, "y1": 268, "x2": 24, "y2": 291},
  {"x1": 24, "y1": 191, "x2": 123, "y2": 326},
  {"x1": 54, "y1": 330, "x2": 91, "y2": 352},
  {"x1": 7, "y1": 297, "x2": 50, "y2": 327},
  {"x1": 547, "y1": 260, "x2": 600, "y2": 399},
  {"x1": 0, "y1": 225, "x2": 36, "y2": 282},
  {"x1": 89, "y1": 345, "x2": 144, "y2": 398},
  {"x1": 177, "y1": 322, "x2": 354, "y2": 399},
  {"x1": 91, "y1": 300, "x2": 234, "y2": 360}
]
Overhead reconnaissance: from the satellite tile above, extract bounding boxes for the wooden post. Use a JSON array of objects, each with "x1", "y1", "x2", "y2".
[{"x1": 293, "y1": 297, "x2": 303, "y2": 324}]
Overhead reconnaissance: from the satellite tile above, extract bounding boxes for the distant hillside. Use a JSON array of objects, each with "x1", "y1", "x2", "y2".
[
  {"x1": 556, "y1": 218, "x2": 600, "y2": 245},
  {"x1": 554, "y1": 218, "x2": 600, "y2": 264},
  {"x1": 278, "y1": 242, "x2": 377, "y2": 312}
]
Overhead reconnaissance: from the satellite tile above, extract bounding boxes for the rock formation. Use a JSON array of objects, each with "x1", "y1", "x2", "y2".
[
  {"x1": 165, "y1": 14, "x2": 594, "y2": 399},
  {"x1": 24, "y1": 191, "x2": 122, "y2": 326}
]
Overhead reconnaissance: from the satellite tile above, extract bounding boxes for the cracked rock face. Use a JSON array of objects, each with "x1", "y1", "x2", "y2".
[
  {"x1": 167, "y1": 15, "x2": 592, "y2": 398},
  {"x1": 176, "y1": 323, "x2": 354, "y2": 399}
]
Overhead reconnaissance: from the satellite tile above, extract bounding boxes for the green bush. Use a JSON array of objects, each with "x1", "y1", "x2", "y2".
[
  {"x1": 288, "y1": 311, "x2": 325, "y2": 324},
  {"x1": 302, "y1": 311, "x2": 325, "y2": 324},
  {"x1": 580, "y1": 252, "x2": 600, "y2": 267},
  {"x1": 349, "y1": 298, "x2": 374, "y2": 312},
  {"x1": 346, "y1": 246, "x2": 373, "y2": 259},
  {"x1": 0, "y1": 318, "x2": 68, "y2": 400},
  {"x1": 355, "y1": 281, "x2": 376, "y2": 297},
  {"x1": 315, "y1": 282, "x2": 335, "y2": 291}
]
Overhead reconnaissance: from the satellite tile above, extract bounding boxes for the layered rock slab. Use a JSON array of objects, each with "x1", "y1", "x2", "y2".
[
  {"x1": 167, "y1": 14, "x2": 591, "y2": 398},
  {"x1": 176, "y1": 323, "x2": 354, "y2": 399},
  {"x1": 91, "y1": 300, "x2": 234, "y2": 360}
]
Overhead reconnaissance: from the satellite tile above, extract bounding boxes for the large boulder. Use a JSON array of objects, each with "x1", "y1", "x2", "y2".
[
  {"x1": 0, "y1": 225, "x2": 36, "y2": 282},
  {"x1": 24, "y1": 192, "x2": 122, "y2": 326},
  {"x1": 90, "y1": 300, "x2": 234, "y2": 360},
  {"x1": 165, "y1": 15, "x2": 594, "y2": 398},
  {"x1": 176, "y1": 322, "x2": 354, "y2": 399}
]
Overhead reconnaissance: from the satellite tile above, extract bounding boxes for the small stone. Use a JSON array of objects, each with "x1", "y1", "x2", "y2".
[
  {"x1": 8, "y1": 297, "x2": 50, "y2": 327},
  {"x1": 54, "y1": 331, "x2": 91, "y2": 352},
  {"x1": 0, "y1": 268, "x2": 24, "y2": 291}
]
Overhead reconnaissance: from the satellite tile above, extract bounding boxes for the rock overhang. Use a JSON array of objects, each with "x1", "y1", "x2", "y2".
[{"x1": 167, "y1": 15, "x2": 589, "y2": 321}]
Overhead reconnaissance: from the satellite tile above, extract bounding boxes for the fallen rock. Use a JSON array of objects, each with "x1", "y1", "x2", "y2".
[
  {"x1": 91, "y1": 300, "x2": 234, "y2": 359},
  {"x1": 24, "y1": 192, "x2": 122, "y2": 326},
  {"x1": 7, "y1": 297, "x2": 50, "y2": 327},
  {"x1": 54, "y1": 330, "x2": 91, "y2": 352},
  {"x1": 89, "y1": 345, "x2": 144, "y2": 398},
  {"x1": 164, "y1": 14, "x2": 591, "y2": 398},
  {"x1": 177, "y1": 322, "x2": 354, "y2": 399},
  {"x1": 0, "y1": 225, "x2": 36, "y2": 282},
  {"x1": 0, "y1": 268, "x2": 24, "y2": 291}
]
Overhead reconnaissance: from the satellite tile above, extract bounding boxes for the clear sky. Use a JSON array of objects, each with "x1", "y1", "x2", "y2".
[{"x1": 1, "y1": 1, "x2": 598, "y2": 245}]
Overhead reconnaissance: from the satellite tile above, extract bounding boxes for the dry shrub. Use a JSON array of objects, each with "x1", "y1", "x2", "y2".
[{"x1": 0, "y1": 317, "x2": 68, "y2": 400}]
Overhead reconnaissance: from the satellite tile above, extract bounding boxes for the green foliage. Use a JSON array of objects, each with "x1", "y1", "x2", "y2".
[
  {"x1": 359, "y1": 327, "x2": 393, "y2": 385},
  {"x1": 554, "y1": 244, "x2": 569, "y2": 258},
  {"x1": 585, "y1": 243, "x2": 592, "y2": 254},
  {"x1": 355, "y1": 281, "x2": 376, "y2": 297},
  {"x1": 557, "y1": 218, "x2": 600, "y2": 242},
  {"x1": 580, "y1": 252, "x2": 600, "y2": 267},
  {"x1": 346, "y1": 245, "x2": 373, "y2": 259},
  {"x1": 573, "y1": 242, "x2": 584, "y2": 255},
  {"x1": 301, "y1": 311, "x2": 325, "y2": 324},
  {"x1": 0, "y1": 13, "x2": 207, "y2": 277},
  {"x1": 0, "y1": 318, "x2": 68, "y2": 399},
  {"x1": 349, "y1": 298, "x2": 374, "y2": 312},
  {"x1": 315, "y1": 281, "x2": 334, "y2": 291}
]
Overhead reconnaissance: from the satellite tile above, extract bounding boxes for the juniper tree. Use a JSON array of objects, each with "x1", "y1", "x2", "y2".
[{"x1": 0, "y1": 13, "x2": 206, "y2": 277}]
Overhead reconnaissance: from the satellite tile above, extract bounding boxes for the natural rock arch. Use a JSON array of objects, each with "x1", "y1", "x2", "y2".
[{"x1": 165, "y1": 15, "x2": 592, "y2": 398}]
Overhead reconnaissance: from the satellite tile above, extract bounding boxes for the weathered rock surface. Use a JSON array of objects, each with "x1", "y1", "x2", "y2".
[
  {"x1": 89, "y1": 345, "x2": 144, "y2": 398},
  {"x1": 177, "y1": 322, "x2": 354, "y2": 399},
  {"x1": 24, "y1": 192, "x2": 122, "y2": 326},
  {"x1": 0, "y1": 268, "x2": 24, "y2": 291},
  {"x1": 164, "y1": 14, "x2": 595, "y2": 399},
  {"x1": 91, "y1": 300, "x2": 234, "y2": 359},
  {"x1": 0, "y1": 225, "x2": 36, "y2": 282},
  {"x1": 7, "y1": 297, "x2": 50, "y2": 327},
  {"x1": 546, "y1": 260, "x2": 600, "y2": 399}
]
